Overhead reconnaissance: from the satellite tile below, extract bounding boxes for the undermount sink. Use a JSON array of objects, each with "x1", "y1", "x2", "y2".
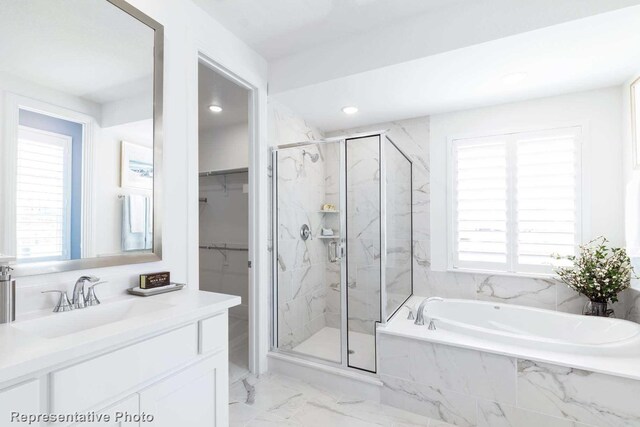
[{"x1": 12, "y1": 298, "x2": 173, "y2": 339}]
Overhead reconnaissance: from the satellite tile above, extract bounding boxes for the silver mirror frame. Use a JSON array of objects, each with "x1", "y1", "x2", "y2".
[{"x1": 12, "y1": 0, "x2": 164, "y2": 276}]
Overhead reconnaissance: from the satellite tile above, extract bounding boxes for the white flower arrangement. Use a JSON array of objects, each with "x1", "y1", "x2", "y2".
[{"x1": 553, "y1": 237, "x2": 635, "y2": 304}]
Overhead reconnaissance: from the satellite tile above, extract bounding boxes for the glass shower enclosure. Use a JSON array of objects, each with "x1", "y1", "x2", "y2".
[{"x1": 272, "y1": 132, "x2": 413, "y2": 373}]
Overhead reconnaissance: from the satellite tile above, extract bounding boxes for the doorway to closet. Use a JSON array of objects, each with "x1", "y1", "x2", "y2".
[{"x1": 197, "y1": 59, "x2": 251, "y2": 383}]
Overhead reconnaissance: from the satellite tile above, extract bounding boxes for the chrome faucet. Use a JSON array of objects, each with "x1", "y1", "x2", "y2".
[
  {"x1": 414, "y1": 296, "x2": 443, "y2": 326},
  {"x1": 72, "y1": 275, "x2": 99, "y2": 309}
]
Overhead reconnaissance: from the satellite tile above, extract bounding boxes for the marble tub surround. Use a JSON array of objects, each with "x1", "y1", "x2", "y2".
[
  {"x1": 419, "y1": 270, "x2": 629, "y2": 318},
  {"x1": 378, "y1": 298, "x2": 640, "y2": 426},
  {"x1": 518, "y1": 360, "x2": 640, "y2": 427},
  {"x1": 378, "y1": 330, "x2": 640, "y2": 426}
]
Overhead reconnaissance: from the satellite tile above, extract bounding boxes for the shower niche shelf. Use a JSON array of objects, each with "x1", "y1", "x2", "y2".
[{"x1": 318, "y1": 235, "x2": 340, "y2": 240}]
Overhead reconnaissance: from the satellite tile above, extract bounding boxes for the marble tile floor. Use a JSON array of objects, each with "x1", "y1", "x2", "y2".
[
  {"x1": 291, "y1": 326, "x2": 375, "y2": 369},
  {"x1": 229, "y1": 373, "x2": 454, "y2": 426}
]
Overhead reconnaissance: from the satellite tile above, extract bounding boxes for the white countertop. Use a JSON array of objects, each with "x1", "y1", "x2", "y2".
[
  {"x1": 0, "y1": 290, "x2": 240, "y2": 386},
  {"x1": 380, "y1": 296, "x2": 640, "y2": 382}
]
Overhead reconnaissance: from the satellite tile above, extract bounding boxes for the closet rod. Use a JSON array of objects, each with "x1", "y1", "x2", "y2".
[
  {"x1": 198, "y1": 167, "x2": 248, "y2": 177},
  {"x1": 199, "y1": 245, "x2": 248, "y2": 252}
]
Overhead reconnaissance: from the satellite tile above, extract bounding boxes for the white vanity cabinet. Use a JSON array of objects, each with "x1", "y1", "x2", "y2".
[
  {"x1": 74, "y1": 395, "x2": 139, "y2": 427},
  {"x1": 0, "y1": 379, "x2": 41, "y2": 424},
  {"x1": 139, "y1": 350, "x2": 228, "y2": 426},
  {"x1": 0, "y1": 303, "x2": 234, "y2": 427}
]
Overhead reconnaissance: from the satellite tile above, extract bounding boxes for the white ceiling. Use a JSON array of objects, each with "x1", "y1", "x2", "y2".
[
  {"x1": 198, "y1": 62, "x2": 249, "y2": 131},
  {"x1": 192, "y1": 0, "x2": 470, "y2": 60},
  {"x1": 272, "y1": 6, "x2": 640, "y2": 132},
  {"x1": 0, "y1": 0, "x2": 154, "y2": 105}
]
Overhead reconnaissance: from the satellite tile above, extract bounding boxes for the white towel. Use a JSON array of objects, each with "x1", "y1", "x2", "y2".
[
  {"x1": 625, "y1": 173, "x2": 640, "y2": 257},
  {"x1": 129, "y1": 194, "x2": 146, "y2": 233}
]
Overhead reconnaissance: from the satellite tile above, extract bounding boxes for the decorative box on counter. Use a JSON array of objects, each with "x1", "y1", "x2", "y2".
[{"x1": 140, "y1": 272, "x2": 170, "y2": 289}]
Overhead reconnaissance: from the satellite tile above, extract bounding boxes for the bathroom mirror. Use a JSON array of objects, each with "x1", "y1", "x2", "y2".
[{"x1": 0, "y1": 0, "x2": 163, "y2": 275}]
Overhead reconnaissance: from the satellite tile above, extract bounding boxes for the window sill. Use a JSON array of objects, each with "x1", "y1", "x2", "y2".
[{"x1": 447, "y1": 267, "x2": 558, "y2": 281}]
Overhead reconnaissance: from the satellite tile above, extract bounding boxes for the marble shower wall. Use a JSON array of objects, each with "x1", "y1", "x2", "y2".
[
  {"x1": 270, "y1": 100, "x2": 336, "y2": 350},
  {"x1": 276, "y1": 144, "x2": 330, "y2": 350},
  {"x1": 329, "y1": 117, "x2": 631, "y2": 319},
  {"x1": 379, "y1": 333, "x2": 640, "y2": 426}
]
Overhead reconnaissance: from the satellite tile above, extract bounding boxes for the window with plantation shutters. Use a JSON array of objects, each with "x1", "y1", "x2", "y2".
[
  {"x1": 450, "y1": 126, "x2": 581, "y2": 274},
  {"x1": 16, "y1": 126, "x2": 72, "y2": 262}
]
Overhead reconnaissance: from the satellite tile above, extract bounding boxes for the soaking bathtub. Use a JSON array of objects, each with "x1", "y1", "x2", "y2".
[
  {"x1": 380, "y1": 296, "x2": 640, "y2": 378},
  {"x1": 415, "y1": 298, "x2": 640, "y2": 355}
]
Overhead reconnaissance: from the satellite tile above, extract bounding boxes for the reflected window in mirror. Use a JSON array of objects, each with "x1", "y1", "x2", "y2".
[{"x1": 16, "y1": 110, "x2": 83, "y2": 262}]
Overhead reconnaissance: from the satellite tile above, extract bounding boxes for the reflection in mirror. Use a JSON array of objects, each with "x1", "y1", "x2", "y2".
[{"x1": 0, "y1": 0, "x2": 161, "y2": 271}]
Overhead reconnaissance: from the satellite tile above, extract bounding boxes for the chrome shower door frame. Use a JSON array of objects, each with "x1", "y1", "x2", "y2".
[
  {"x1": 270, "y1": 132, "x2": 414, "y2": 373},
  {"x1": 270, "y1": 139, "x2": 349, "y2": 369}
]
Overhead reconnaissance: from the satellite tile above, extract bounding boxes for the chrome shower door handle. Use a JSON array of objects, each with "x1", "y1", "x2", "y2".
[
  {"x1": 328, "y1": 241, "x2": 338, "y2": 262},
  {"x1": 328, "y1": 240, "x2": 343, "y2": 263}
]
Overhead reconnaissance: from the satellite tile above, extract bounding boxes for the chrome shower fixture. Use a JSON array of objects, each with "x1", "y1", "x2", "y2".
[{"x1": 302, "y1": 149, "x2": 319, "y2": 163}]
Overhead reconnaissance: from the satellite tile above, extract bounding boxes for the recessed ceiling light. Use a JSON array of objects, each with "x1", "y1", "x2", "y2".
[
  {"x1": 208, "y1": 105, "x2": 223, "y2": 113},
  {"x1": 342, "y1": 106, "x2": 358, "y2": 115},
  {"x1": 501, "y1": 72, "x2": 528, "y2": 86}
]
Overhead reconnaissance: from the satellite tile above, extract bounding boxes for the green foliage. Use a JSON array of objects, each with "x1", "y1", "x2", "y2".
[{"x1": 553, "y1": 237, "x2": 635, "y2": 303}]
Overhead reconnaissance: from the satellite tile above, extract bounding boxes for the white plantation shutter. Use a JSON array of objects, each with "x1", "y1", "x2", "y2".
[
  {"x1": 451, "y1": 126, "x2": 581, "y2": 274},
  {"x1": 16, "y1": 127, "x2": 72, "y2": 261},
  {"x1": 453, "y1": 137, "x2": 509, "y2": 271},
  {"x1": 515, "y1": 128, "x2": 580, "y2": 272}
]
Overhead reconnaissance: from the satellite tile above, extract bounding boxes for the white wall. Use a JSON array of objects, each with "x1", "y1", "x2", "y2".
[
  {"x1": 430, "y1": 86, "x2": 624, "y2": 272},
  {"x1": 199, "y1": 123, "x2": 249, "y2": 172},
  {"x1": 7, "y1": 0, "x2": 269, "y2": 375},
  {"x1": 621, "y1": 71, "x2": 640, "y2": 298}
]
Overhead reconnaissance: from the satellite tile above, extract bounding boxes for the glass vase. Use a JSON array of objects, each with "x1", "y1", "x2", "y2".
[{"x1": 583, "y1": 300, "x2": 615, "y2": 317}]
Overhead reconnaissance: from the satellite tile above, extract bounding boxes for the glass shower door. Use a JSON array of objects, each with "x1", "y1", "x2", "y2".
[
  {"x1": 273, "y1": 141, "x2": 344, "y2": 364},
  {"x1": 345, "y1": 135, "x2": 381, "y2": 372},
  {"x1": 273, "y1": 133, "x2": 413, "y2": 373}
]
